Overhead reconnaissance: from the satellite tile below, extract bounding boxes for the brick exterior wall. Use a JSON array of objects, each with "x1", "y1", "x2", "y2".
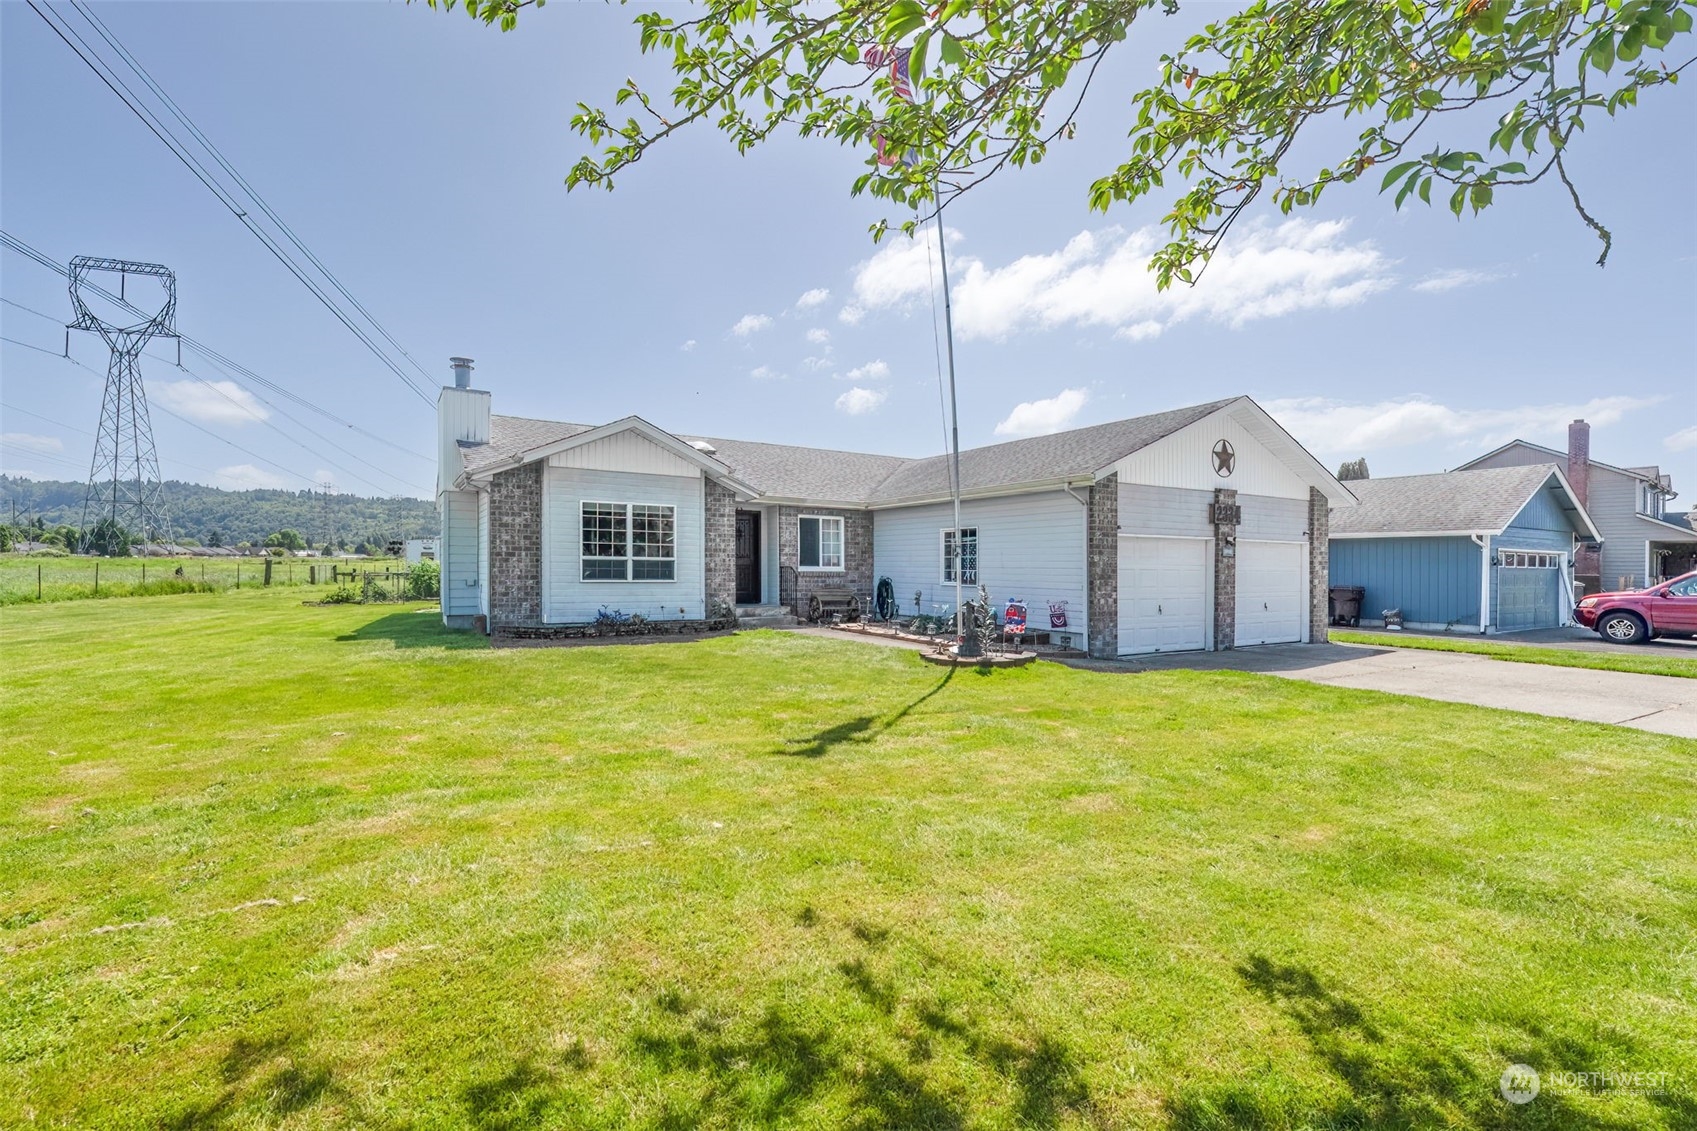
[
  {"x1": 1308, "y1": 486, "x2": 1330, "y2": 644},
  {"x1": 489, "y1": 461, "x2": 543, "y2": 628},
  {"x1": 703, "y1": 480, "x2": 737, "y2": 612},
  {"x1": 776, "y1": 505, "x2": 873, "y2": 618},
  {"x1": 1213, "y1": 487, "x2": 1238, "y2": 650},
  {"x1": 1086, "y1": 473, "x2": 1118, "y2": 659}
]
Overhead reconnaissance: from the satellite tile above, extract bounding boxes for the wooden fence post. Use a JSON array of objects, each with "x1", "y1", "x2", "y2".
[
  {"x1": 38, "y1": 564, "x2": 42, "y2": 600},
  {"x1": 94, "y1": 562, "x2": 99, "y2": 594},
  {"x1": 236, "y1": 562, "x2": 240, "y2": 590}
]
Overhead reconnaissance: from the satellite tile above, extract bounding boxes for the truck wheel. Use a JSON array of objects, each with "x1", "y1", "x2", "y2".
[{"x1": 1597, "y1": 612, "x2": 1647, "y2": 644}]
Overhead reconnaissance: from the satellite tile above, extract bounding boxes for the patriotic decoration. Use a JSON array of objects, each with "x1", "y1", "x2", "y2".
[
  {"x1": 1003, "y1": 600, "x2": 1028, "y2": 638},
  {"x1": 1048, "y1": 600, "x2": 1069, "y2": 629},
  {"x1": 862, "y1": 45, "x2": 913, "y2": 166}
]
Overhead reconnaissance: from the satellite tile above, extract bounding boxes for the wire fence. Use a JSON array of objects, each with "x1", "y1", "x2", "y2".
[{"x1": 0, "y1": 554, "x2": 428, "y2": 606}]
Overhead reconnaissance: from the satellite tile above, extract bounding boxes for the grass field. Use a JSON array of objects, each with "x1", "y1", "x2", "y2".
[
  {"x1": 1331, "y1": 629, "x2": 1697, "y2": 680},
  {"x1": 3, "y1": 588, "x2": 1695, "y2": 1129},
  {"x1": 0, "y1": 554, "x2": 403, "y2": 606}
]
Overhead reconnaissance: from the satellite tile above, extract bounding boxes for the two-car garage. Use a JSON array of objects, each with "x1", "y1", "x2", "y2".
[{"x1": 1116, "y1": 535, "x2": 1307, "y2": 655}]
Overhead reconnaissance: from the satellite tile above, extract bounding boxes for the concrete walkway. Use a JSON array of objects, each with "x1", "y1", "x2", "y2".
[{"x1": 1082, "y1": 642, "x2": 1697, "y2": 738}]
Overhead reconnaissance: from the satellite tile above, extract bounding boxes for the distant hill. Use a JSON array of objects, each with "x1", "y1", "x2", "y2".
[{"x1": 0, "y1": 477, "x2": 437, "y2": 547}]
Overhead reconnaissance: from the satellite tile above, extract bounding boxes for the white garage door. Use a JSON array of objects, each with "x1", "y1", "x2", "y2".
[
  {"x1": 1235, "y1": 540, "x2": 1305, "y2": 646},
  {"x1": 1119, "y1": 536, "x2": 1208, "y2": 655}
]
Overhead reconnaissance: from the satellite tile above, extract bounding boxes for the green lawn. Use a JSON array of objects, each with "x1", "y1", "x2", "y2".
[
  {"x1": 0, "y1": 553, "x2": 404, "y2": 606},
  {"x1": 3, "y1": 589, "x2": 1695, "y2": 1129},
  {"x1": 1332, "y1": 629, "x2": 1697, "y2": 679}
]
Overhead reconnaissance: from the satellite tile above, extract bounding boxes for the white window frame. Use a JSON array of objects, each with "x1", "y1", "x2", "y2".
[
  {"x1": 1499, "y1": 549, "x2": 1560, "y2": 569},
  {"x1": 940, "y1": 526, "x2": 979, "y2": 585},
  {"x1": 580, "y1": 501, "x2": 676, "y2": 582},
  {"x1": 797, "y1": 514, "x2": 845, "y2": 572}
]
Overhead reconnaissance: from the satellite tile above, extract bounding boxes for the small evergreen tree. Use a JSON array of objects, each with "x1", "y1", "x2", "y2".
[{"x1": 1336, "y1": 458, "x2": 1371, "y2": 482}]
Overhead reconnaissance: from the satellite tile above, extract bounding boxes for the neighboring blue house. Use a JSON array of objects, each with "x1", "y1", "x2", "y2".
[{"x1": 1329, "y1": 464, "x2": 1601, "y2": 633}]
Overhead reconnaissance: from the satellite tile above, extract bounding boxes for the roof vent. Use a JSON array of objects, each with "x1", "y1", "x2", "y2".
[
  {"x1": 449, "y1": 356, "x2": 475, "y2": 389},
  {"x1": 689, "y1": 440, "x2": 718, "y2": 455}
]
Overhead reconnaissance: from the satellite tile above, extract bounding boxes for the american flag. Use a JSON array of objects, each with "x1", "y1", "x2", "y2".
[
  {"x1": 863, "y1": 45, "x2": 913, "y2": 166},
  {"x1": 863, "y1": 45, "x2": 913, "y2": 101}
]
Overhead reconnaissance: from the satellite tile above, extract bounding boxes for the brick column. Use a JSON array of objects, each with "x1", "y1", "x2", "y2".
[
  {"x1": 1308, "y1": 486, "x2": 1330, "y2": 643},
  {"x1": 1212, "y1": 487, "x2": 1238, "y2": 651},
  {"x1": 1086, "y1": 473, "x2": 1118, "y2": 659},
  {"x1": 703, "y1": 480, "x2": 736, "y2": 612},
  {"x1": 489, "y1": 461, "x2": 543, "y2": 628}
]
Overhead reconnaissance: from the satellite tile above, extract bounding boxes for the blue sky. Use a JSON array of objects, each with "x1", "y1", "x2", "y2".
[{"x1": 3, "y1": 2, "x2": 1694, "y2": 503}]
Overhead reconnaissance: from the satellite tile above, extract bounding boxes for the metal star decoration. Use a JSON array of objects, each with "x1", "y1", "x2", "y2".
[{"x1": 1212, "y1": 439, "x2": 1236, "y2": 477}]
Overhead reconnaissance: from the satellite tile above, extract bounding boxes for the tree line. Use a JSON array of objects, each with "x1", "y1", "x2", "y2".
[{"x1": 0, "y1": 476, "x2": 437, "y2": 550}]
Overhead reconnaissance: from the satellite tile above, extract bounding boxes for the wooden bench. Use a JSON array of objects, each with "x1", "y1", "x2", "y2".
[{"x1": 808, "y1": 588, "x2": 862, "y2": 623}]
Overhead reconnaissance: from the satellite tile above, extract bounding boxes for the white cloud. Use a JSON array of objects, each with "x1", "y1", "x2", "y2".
[
  {"x1": 834, "y1": 387, "x2": 887, "y2": 416},
  {"x1": 153, "y1": 379, "x2": 269, "y2": 426},
  {"x1": 805, "y1": 327, "x2": 831, "y2": 345},
  {"x1": 795, "y1": 288, "x2": 830, "y2": 310},
  {"x1": 802, "y1": 356, "x2": 834, "y2": 372},
  {"x1": 680, "y1": 339, "x2": 697, "y2": 352},
  {"x1": 749, "y1": 365, "x2": 784, "y2": 381},
  {"x1": 838, "y1": 305, "x2": 865, "y2": 326},
  {"x1": 1413, "y1": 268, "x2": 1505, "y2": 293},
  {"x1": 0, "y1": 468, "x2": 52, "y2": 480},
  {"x1": 1264, "y1": 395, "x2": 1662, "y2": 457},
  {"x1": 843, "y1": 219, "x2": 1393, "y2": 343},
  {"x1": 730, "y1": 313, "x2": 772, "y2": 337},
  {"x1": 994, "y1": 388, "x2": 1090, "y2": 438},
  {"x1": 1665, "y1": 424, "x2": 1697, "y2": 452},
  {"x1": 0, "y1": 432, "x2": 64, "y2": 455},
  {"x1": 843, "y1": 360, "x2": 891, "y2": 382},
  {"x1": 213, "y1": 463, "x2": 288, "y2": 490}
]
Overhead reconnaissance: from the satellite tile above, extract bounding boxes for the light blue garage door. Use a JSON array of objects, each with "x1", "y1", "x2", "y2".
[{"x1": 1497, "y1": 551, "x2": 1562, "y2": 630}]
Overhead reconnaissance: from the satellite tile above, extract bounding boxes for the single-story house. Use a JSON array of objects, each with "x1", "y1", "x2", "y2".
[
  {"x1": 1329, "y1": 464, "x2": 1602, "y2": 633},
  {"x1": 436, "y1": 358, "x2": 1354, "y2": 658}
]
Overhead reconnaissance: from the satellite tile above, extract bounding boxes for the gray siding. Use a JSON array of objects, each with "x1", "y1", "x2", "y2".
[
  {"x1": 441, "y1": 489, "x2": 480, "y2": 618},
  {"x1": 1120, "y1": 485, "x2": 1306, "y2": 541},
  {"x1": 872, "y1": 490, "x2": 1086, "y2": 634},
  {"x1": 1329, "y1": 536, "x2": 1482, "y2": 629},
  {"x1": 543, "y1": 466, "x2": 706, "y2": 623}
]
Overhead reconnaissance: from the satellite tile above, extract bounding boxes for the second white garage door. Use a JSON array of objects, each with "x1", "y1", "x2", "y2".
[
  {"x1": 1119, "y1": 536, "x2": 1208, "y2": 655},
  {"x1": 1235, "y1": 539, "x2": 1305, "y2": 646}
]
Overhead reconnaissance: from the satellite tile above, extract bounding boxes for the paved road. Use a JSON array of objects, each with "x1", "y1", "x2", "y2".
[{"x1": 1087, "y1": 643, "x2": 1697, "y2": 739}]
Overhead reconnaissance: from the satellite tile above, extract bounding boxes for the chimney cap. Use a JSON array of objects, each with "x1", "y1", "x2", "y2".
[{"x1": 449, "y1": 356, "x2": 475, "y2": 389}]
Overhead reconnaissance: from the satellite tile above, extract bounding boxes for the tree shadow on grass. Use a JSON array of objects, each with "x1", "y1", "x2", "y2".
[
  {"x1": 779, "y1": 667, "x2": 954, "y2": 757},
  {"x1": 1163, "y1": 955, "x2": 1683, "y2": 1130},
  {"x1": 620, "y1": 914, "x2": 1092, "y2": 1129},
  {"x1": 166, "y1": 1029, "x2": 368, "y2": 1130},
  {"x1": 334, "y1": 610, "x2": 488, "y2": 650}
]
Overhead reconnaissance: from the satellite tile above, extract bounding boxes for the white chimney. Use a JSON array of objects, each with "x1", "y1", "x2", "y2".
[{"x1": 437, "y1": 355, "x2": 490, "y2": 495}]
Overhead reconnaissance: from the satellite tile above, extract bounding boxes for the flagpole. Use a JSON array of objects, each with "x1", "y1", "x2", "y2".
[{"x1": 934, "y1": 189, "x2": 976, "y2": 658}]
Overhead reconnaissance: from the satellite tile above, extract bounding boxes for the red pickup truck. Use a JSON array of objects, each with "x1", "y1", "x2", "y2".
[{"x1": 1574, "y1": 570, "x2": 1697, "y2": 644}]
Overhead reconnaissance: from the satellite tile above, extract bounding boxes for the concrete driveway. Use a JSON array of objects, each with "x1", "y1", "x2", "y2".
[
  {"x1": 1093, "y1": 643, "x2": 1697, "y2": 738},
  {"x1": 1341, "y1": 624, "x2": 1697, "y2": 657}
]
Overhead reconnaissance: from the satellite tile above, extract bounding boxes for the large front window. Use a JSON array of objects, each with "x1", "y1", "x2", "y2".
[
  {"x1": 941, "y1": 527, "x2": 978, "y2": 584},
  {"x1": 582, "y1": 501, "x2": 675, "y2": 581},
  {"x1": 798, "y1": 515, "x2": 844, "y2": 570}
]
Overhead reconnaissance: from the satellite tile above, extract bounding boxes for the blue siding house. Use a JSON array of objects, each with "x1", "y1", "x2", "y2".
[{"x1": 1330, "y1": 464, "x2": 1601, "y2": 633}]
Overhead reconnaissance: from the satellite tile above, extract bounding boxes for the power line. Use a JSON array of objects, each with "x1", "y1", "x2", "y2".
[
  {"x1": 0, "y1": 241, "x2": 433, "y2": 463},
  {"x1": 1, "y1": 324, "x2": 406, "y2": 495},
  {"x1": 24, "y1": 0, "x2": 437, "y2": 407},
  {"x1": 69, "y1": 0, "x2": 441, "y2": 393}
]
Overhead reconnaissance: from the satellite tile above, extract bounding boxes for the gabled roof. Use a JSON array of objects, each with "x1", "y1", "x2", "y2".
[
  {"x1": 1456, "y1": 438, "x2": 1666, "y2": 486},
  {"x1": 1331, "y1": 464, "x2": 1602, "y2": 541},
  {"x1": 456, "y1": 395, "x2": 1344, "y2": 508},
  {"x1": 865, "y1": 398, "x2": 1237, "y2": 504}
]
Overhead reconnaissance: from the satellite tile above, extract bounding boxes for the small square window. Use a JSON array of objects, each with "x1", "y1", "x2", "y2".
[{"x1": 799, "y1": 515, "x2": 844, "y2": 571}]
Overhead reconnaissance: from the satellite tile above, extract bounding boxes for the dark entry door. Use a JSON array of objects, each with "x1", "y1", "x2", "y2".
[{"x1": 734, "y1": 511, "x2": 760, "y2": 605}]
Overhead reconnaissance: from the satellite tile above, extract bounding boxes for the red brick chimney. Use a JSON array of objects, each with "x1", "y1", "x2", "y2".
[{"x1": 1567, "y1": 419, "x2": 1590, "y2": 509}]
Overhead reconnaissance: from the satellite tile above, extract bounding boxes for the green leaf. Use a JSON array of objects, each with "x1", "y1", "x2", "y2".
[
  {"x1": 1675, "y1": 7, "x2": 1694, "y2": 34},
  {"x1": 1618, "y1": 25, "x2": 1643, "y2": 62},
  {"x1": 1379, "y1": 160, "x2": 1421, "y2": 192},
  {"x1": 883, "y1": 0, "x2": 927, "y2": 41},
  {"x1": 1435, "y1": 151, "x2": 1469, "y2": 172},
  {"x1": 1590, "y1": 32, "x2": 1615, "y2": 74},
  {"x1": 1449, "y1": 184, "x2": 1467, "y2": 218},
  {"x1": 939, "y1": 31, "x2": 964, "y2": 67},
  {"x1": 909, "y1": 30, "x2": 930, "y2": 82},
  {"x1": 1470, "y1": 183, "x2": 1493, "y2": 213},
  {"x1": 1418, "y1": 176, "x2": 1433, "y2": 204},
  {"x1": 1416, "y1": 89, "x2": 1442, "y2": 109},
  {"x1": 1494, "y1": 161, "x2": 1527, "y2": 175}
]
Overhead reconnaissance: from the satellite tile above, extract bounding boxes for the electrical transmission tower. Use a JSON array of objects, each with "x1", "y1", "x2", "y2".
[{"x1": 67, "y1": 256, "x2": 178, "y2": 551}]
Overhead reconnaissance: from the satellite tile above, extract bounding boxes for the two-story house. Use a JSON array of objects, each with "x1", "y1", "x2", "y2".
[{"x1": 1458, "y1": 420, "x2": 1697, "y2": 592}]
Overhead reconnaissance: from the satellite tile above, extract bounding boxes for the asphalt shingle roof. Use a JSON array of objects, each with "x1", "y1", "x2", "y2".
[
  {"x1": 465, "y1": 397, "x2": 1243, "y2": 504},
  {"x1": 1329, "y1": 464, "x2": 1562, "y2": 536}
]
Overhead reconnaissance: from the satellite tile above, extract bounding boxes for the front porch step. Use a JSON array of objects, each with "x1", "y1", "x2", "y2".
[
  {"x1": 735, "y1": 604, "x2": 786, "y2": 617},
  {"x1": 737, "y1": 611, "x2": 801, "y2": 629}
]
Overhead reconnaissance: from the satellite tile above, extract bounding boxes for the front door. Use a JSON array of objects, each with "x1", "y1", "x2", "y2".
[{"x1": 735, "y1": 511, "x2": 760, "y2": 605}]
